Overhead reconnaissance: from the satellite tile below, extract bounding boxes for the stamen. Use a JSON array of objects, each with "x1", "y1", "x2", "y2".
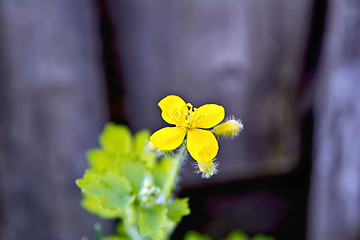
[{"x1": 187, "y1": 103, "x2": 195, "y2": 114}]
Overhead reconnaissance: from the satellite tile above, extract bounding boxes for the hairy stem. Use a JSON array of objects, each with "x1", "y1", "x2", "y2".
[{"x1": 165, "y1": 145, "x2": 187, "y2": 202}]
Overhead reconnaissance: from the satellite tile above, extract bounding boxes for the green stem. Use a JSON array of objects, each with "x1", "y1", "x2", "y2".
[
  {"x1": 165, "y1": 145, "x2": 187, "y2": 202},
  {"x1": 123, "y1": 145, "x2": 187, "y2": 240},
  {"x1": 94, "y1": 223, "x2": 103, "y2": 240}
]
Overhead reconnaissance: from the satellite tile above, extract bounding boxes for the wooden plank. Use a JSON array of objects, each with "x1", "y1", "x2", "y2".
[
  {"x1": 0, "y1": 1, "x2": 110, "y2": 239},
  {"x1": 308, "y1": 0, "x2": 360, "y2": 239},
  {"x1": 106, "y1": 0, "x2": 313, "y2": 186}
]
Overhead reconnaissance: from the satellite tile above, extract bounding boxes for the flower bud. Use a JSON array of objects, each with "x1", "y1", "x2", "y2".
[
  {"x1": 147, "y1": 141, "x2": 158, "y2": 152},
  {"x1": 211, "y1": 119, "x2": 243, "y2": 137},
  {"x1": 197, "y1": 160, "x2": 217, "y2": 178},
  {"x1": 138, "y1": 177, "x2": 161, "y2": 204}
]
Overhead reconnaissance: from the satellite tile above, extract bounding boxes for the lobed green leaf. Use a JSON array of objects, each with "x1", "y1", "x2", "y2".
[
  {"x1": 223, "y1": 230, "x2": 249, "y2": 240},
  {"x1": 81, "y1": 194, "x2": 122, "y2": 219},
  {"x1": 87, "y1": 149, "x2": 117, "y2": 172},
  {"x1": 166, "y1": 197, "x2": 190, "y2": 223},
  {"x1": 100, "y1": 123, "x2": 132, "y2": 154},
  {"x1": 76, "y1": 169, "x2": 134, "y2": 211},
  {"x1": 183, "y1": 231, "x2": 212, "y2": 240},
  {"x1": 252, "y1": 234, "x2": 276, "y2": 240},
  {"x1": 133, "y1": 129, "x2": 151, "y2": 153},
  {"x1": 139, "y1": 204, "x2": 168, "y2": 239},
  {"x1": 116, "y1": 157, "x2": 150, "y2": 193},
  {"x1": 133, "y1": 129, "x2": 156, "y2": 169}
]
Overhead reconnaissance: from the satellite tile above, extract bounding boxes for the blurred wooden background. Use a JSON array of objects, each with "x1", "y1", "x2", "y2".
[{"x1": 0, "y1": 0, "x2": 359, "y2": 239}]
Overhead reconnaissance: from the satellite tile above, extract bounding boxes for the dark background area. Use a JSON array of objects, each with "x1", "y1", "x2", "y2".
[{"x1": 1, "y1": 0, "x2": 360, "y2": 240}]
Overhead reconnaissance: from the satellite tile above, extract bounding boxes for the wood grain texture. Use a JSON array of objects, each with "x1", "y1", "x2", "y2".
[
  {"x1": 0, "y1": 1, "x2": 110, "y2": 239},
  {"x1": 4, "y1": 0, "x2": 360, "y2": 239},
  {"x1": 106, "y1": 0, "x2": 313, "y2": 186},
  {"x1": 307, "y1": 0, "x2": 360, "y2": 239}
]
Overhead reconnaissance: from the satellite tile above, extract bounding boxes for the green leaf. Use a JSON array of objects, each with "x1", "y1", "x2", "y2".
[
  {"x1": 87, "y1": 149, "x2": 116, "y2": 172},
  {"x1": 81, "y1": 194, "x2": 122, "y2": 219},
  {"x1": 139, "y1": 204, "x2": 168, "y2": 239},
  {"x1": 223, "y1": 230, "x2": 249, "y2": 240},
  {"x1": 133, "y1": 129, "x2": 156, "y2": 169},
  {"x1": 115, "y1": 220, "x2": 131, "y2": 240},
  {"x1": 139, "y1": 151, "x2": 156, "y2": 170},
  {"x1": 116, "y1": 157, "x2": 149, "y2": 193},
  {"x1": 183, "y1": 230, "x2": 212, "y2": 240},
  {"x1": 76, "y1": 169, "x2": 134, "y2": 211},
  {"x1": 133, "y1": 129, "x2": 151, "y2": 152},
  {"x1": 152, "y1": 155, "x2": 177, "y2": 192},
  {"x1": 166, "y1": 198, "x2": 190, "y2": 223},
  {"x1": 97, "y1": 195, "x2": 134, "y2": 212},
  {"x1": 252, "y1": 234, "x2": 276, "y2": 240},
  {"x1": 102, "y1": 236, "x2": 128, "y2": 240},
  {"x1": 100, "y1": 123, "x2": 132, "y2": 154}
]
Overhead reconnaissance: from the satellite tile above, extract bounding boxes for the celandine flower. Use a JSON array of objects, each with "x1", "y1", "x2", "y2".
[{"x1": 150, "y1": 95, "x2": 224, "y2": 176}]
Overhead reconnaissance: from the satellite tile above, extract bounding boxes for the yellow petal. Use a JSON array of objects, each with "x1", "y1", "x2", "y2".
[
  {"x1": 150, "y1": 127, "x2": 186, "y2": 151},
  {"x1": 187, "y1": 129, "x2": 218, "y2": 161},
  {"x1": 158, "y1": 95, "x2": 188, "y2": 126},
  {"x1": 192, "y1": 104, "x2": 225, "y2": 129}
]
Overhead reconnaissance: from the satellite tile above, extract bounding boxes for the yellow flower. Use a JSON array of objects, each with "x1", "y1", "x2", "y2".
[{"x1": 150, "y1": 95, "x2": 225, "y2": 163}]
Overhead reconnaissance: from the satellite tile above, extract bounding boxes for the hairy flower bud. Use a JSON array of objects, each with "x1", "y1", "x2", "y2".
[
  {"x1": 147, "y1": 141, "x2": 158, "y2": 152},
  {"x1": 211, "y1": 119, "x2": 243, "y2": 137},
  {"x1": 197, "y1": 160, "x2": 217, "y2": 178}
]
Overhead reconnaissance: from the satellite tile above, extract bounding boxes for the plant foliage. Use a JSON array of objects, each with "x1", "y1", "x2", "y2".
[{"x1": 76, "y1": 123, "x2": 190, "y2": 240}]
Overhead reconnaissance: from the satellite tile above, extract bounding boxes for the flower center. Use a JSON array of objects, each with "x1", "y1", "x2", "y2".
[{"x1": 181, "y1": 103, "x2": 201, "y2": 130}]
